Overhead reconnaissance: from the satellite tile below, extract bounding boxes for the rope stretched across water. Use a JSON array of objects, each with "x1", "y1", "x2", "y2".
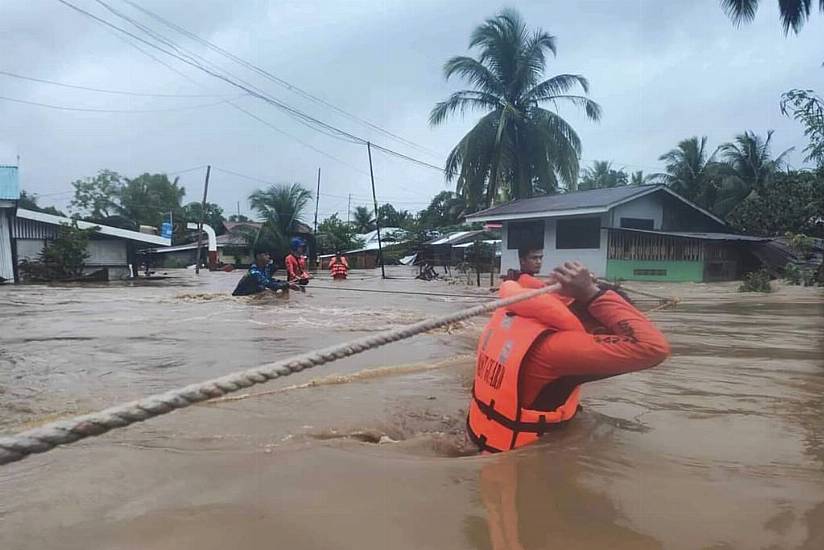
[{"x1": 0, "y1": 283, "x2": 562, "y2": 466}]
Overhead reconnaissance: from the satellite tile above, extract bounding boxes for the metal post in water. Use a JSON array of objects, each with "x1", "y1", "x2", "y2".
[
  {"x1": 366, "y1": 142, "x2": 385, "y2": 279},
  {"x1": 195, "y1": 165, "x2": 211, "y2": 275}
]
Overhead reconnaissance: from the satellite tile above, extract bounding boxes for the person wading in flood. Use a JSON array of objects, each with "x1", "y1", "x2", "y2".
[
  {"x1": 232, "y1": 251, "x2": 302, "y2": 296},
  {"x1": 467, "y1": 260, "x2": 670, "y2": 453},
  {"x1": 328, "y1": 250, "x2": 349, "y2": 280},
  {"x1": 285, "y1": 237, "x2": 311, "y2": 286}
]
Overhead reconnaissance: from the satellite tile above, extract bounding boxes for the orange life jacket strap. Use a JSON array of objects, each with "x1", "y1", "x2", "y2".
[
  {"x1": 471, "y1": 387, "x2": 569, "y2": 436},
  {"x1": 465, "y1": 416, "x2": 504, "y2": 453}
]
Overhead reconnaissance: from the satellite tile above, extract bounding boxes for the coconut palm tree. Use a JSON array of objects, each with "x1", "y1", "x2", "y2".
[
  {"x1": 630, "y1": 170, "x2": 654, "y2": 186},
  {"x1": 721, "y1": 0, "x2": 823, "y2": 34},
  {"x1": 351, "y1": 206, "x2": 375, "y2": 233},
  {"x1": 578, "y1": 161, "x2": 628, "y2": 190},
  {"x1": 715, "y1": 130, "x2": 793, "y2": 215},
  {"x1": 247, "y1": 183, "x2": 312, "y2": 255},
  {"x1": 430, "y1": 8, "x2": 601, "y2": 209},
  {"x1": 656, "y1": 136, "x2": 723, "y2": 210}
]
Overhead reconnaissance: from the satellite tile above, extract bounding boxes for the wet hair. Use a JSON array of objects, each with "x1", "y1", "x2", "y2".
[{"x1": 518, "y1": 246, "x2": 542, "y2": 259}]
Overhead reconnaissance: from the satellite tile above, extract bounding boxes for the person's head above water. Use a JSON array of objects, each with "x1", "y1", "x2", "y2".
[
  {"x1": 518, "y1": 247, "x2": 543, "y2": 275},
  {"x1": 254, "y1": 251, "x2": 271, "y2": 267},
  {"x1": 290, "y1": 237, "x2": 305, "y2": 253}
]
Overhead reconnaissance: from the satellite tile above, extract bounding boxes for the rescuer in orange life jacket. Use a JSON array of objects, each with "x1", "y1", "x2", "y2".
[
  {"x1": 328, "y1": 250, "x2": 349, "y2": 280},
  {"x1": 467, "y1": 254, "x2": 671, "y2": 453}
]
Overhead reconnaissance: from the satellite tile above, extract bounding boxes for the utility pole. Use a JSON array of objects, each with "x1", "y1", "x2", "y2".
[
  {"x1": 236, "y1": 201, "x2": 240, "y2": 218},
  {"x1": 313, "y1": 167, "x2": 321, "y2": 234},
  {"x1": 346, "y1": 193, "x2": 351, "y2": 225},
  {"x1": 195, "y1": 165, "x2": 211, "y2": 275},
  {"x1": 366, "y1": 142, "x2": 385, "y2": 279}
]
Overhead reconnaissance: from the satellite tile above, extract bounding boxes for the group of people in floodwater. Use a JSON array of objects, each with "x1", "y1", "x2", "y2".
[
  {"x1": 231, "y1": 237, "x2": 350, "y2": 296},
  {"x1": 232, "y1": 237, "x2": 669, "y2": 456}
]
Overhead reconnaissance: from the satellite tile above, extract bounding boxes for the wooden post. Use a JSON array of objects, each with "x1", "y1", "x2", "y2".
[
  {"x1": 366, "y1": 142, "x2": 385, "y2": 279},
  {"x1": 195, "y1": 165, "x2": 211, "y2": 275}
]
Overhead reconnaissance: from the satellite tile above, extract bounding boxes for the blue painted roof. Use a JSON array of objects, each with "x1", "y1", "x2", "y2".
[{"x1": 0, "y1": 165, "x2": 19, "y2": 200}]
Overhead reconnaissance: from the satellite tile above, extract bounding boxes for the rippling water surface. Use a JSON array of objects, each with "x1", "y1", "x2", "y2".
[{"x1": 1, "y1": 268, "x2": 822, "y2": 549}]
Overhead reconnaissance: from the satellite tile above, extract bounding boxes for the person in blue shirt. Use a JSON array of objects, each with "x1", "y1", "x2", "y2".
[{"x1": 232, "y1": 251, "x2": 302, "y2": 296}]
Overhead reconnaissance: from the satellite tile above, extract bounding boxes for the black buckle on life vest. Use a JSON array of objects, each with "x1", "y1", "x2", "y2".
[
  {"x1": 465, "y1": 416, "x2": 502, "y2": 453},
  {"x1": 485, "y1": 399, "x2": 496, "y2": 420},
  {"x1": 536, "y1": 415, "x2": 548, "y2": 437}
]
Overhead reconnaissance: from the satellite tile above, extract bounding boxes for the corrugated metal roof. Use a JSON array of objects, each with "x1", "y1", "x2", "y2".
[
  {"x1": 15, "y1": 208, "x2": 171, "y2": 246},
  {"x1": 0, "y1": 165, "x2": 19, "y2": 200},
  {"x1": 467, "y1": 185, "x2": 661, "y2": 220},
  {"x1": 612, "y1": 227, "x2": 770, "y2": 242}
]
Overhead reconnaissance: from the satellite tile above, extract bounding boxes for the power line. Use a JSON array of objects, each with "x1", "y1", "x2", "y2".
[
  {"x1": 0, "y1": 69, "x2": 229, "y2": 98},
  {"x1": 56, "y1": 0, "x2": 447, "y2": 173},
  {"x1": 119, "y1": 0, "x2": 444, "y2": 159},
  {"x1": 0, "y1": 93, "x2": 244, "y2": 113}
]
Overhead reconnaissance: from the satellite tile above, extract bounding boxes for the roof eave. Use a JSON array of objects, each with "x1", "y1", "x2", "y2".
[{"x1": 466, "y1": 206, "x2": 609, "y2": 223}]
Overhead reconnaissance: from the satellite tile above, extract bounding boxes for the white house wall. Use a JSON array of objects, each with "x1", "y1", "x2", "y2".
[
  {"x1": 610, "y1": 193, "x2": 663, "y2": 229},
  {"x1": 15, "y1": 239, "x2": 46, "y2": 262},
  {"x1": 85, "y1": 240, "x2": 128, "y2": 266},
  {"x1": 500, "y1": 214, "x2": 609, "y2": 277},
  {"x1": 0, "y1": 209, "x2": 14, "y2": 281}
]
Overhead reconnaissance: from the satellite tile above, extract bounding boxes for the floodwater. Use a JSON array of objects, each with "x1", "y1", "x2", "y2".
[{"x1": 0, "y1": 267, "x2": 822, "y2": 549}]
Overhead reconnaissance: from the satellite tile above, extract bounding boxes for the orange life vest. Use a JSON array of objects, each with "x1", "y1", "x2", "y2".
[
  {"x1": 467, "y1": 293, "x2": 582, "y2": 453},
  {"x1": 329, "y1": 256, "x2": 349, "y2": 279}
]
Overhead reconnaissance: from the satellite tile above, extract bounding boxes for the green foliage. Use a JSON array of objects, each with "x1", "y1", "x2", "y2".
[
  {"x1": 430, "y1": 8, "x2": 601, "y2": 209},
  {"x1": 351, "y1": 205, "x2": 375, "y2": 233},
  {"x1": 630, "y1": 171, "x2": 653, "y2": 186},
  {"x1": 781, "y1": 89, "x2": 824, "y2": 167},
  {"x1": 726, "y1": 170, "x2": 824, "y2": 237},
  {"x1": 183, "y1": 202, "x2": 226, "y2": 235},
  {"x1": 721, "y1": 0, "x2": 822, "y2": 34},
  {"x1": 247, "y1": 183, "x2": 312, "y2": 257},
  {"x1": 20, "y1": 222, "x2": 97, "y2": 280},
  {"x1": 783, "y1": 262, "x2": 817, "y2": 286},
  {"x1": 418, "y1": 191, "x2": 468, "y2": 229},
  {"x1": 119, "y1": 173, "x2": 186, "y2": 229},
  {"x1": 316, "y1": 214, "x2": 365, "y2": 254},
  {"x1": 785, "y1": 231, "x2": 815, "y2": 257},
  {"x1": 656, "y1": 136, "x2": 725, "y2": 211},
  {"x1": 228, "y1": 214, "x2": 250, "y2": 222},
  {"x1": 739, "y1": 269, "x2": 773, "y2": 293},
  {"x1": 377, "y1": 203, "x2": 415, "y2": 229},
  {"x1": 18, "y1": 190, "x2": 66, "y2": 216},
  {"x1": 70, "y1": 169, "x2": 124, "y2": 219},
  {"x1": 578, "y1": 161, "x2": 628, "y2": 190}
]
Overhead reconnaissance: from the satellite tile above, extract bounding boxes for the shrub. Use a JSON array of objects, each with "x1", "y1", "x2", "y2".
[
  {"x1": 783, "y1": 262, "x2": 817, "y2": 286},
  {"x1": 739, "y1": 269, "x2": 773, "y2": 293}
]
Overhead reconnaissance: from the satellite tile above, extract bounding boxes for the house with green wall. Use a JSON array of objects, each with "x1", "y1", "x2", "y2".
[{"x1": 465, "y1": 185, "x2": 769, "y2": 282}]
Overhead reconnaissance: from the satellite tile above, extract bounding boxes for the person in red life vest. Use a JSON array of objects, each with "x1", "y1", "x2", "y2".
[
  {"x1": 467, "y1": 260, "x2": 670, "y2": 453},
  {"x1": 504, "y1": 247, "x2": 551, "y2": 289},
  {"x1": 285, "y1": 237, "x2": 311, "y2": 285},
  {"x1": 328, "y1": 250, "x2": 349, "y2": 280}
]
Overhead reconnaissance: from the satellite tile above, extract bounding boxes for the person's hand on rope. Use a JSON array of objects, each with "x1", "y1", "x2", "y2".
[{"x1": 552, "y1": 261, "x2": 600, "y2": 303}]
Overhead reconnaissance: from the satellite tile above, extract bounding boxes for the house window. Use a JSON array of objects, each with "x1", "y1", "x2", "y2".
[
  {"x1": 620, "y1": 217, "x2": 655, "y2": 230},
  {"x1": 507, "y1": 221, "x2": 544, "y2": 251},
  {"x1": 633, "y1": 268, "x2": 667, "y2": 276},
  {"x1": 556, "y1": 217, "x2": 601, "y2": 249}
]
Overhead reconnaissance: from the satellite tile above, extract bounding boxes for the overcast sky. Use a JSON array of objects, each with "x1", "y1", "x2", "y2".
[{"x1": 1, "y1": 0, "x2": 822, "y2": 221}]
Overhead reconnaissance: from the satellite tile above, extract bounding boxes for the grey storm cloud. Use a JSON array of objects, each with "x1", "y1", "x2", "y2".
[{"x1": 1, "y1": 0, "x2": 821, "y2": 219}]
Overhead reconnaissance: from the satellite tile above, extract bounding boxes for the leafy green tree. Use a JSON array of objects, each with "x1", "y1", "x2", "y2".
[
  {"x1": 418, "y1": 191, "x2": 468, "y2": 228},
  {"x1": 721, "y1": 0, "x2": 823, "y2": 34},
  {"x1": 726, "y1": 169, "x2": 824, "y2": 237},
  {"x1": 316, "y1": 214, "x2": 365, "y2": 254},
  {"x1": 20, "y1": 222, "x2": 98, "y2": 280},
  {"x1": 630, "y1": 171, "x2": 654, "y2": 186},
  {"x1": 183, "y1": 202, "x2": 226, "y2": 235},
  {"x1": 119, "y1": 173, "x2": 186, "y2": 228},
  {"x1": 656, "y1": 136, "x2": 724, "y2": 211},
  {"x1": 578, "y1": 161, "x2": 628, "y2": 190},
  {"x1": 19, "y1": 190, "x2": 66, "y2": 216},
  {"x1": 248, "y1": 183, "x2": 312, "y2": 256},
  {"x1": 70, "y1": 169, "x2": 124, "y2": 219},
  {"x1": 430, "y1": 8, "x2": 601, "y2": 208},
  {"x1": 781, "y1": 89, "x2": 824, "y2": 167},
  {"x1": 351, "y1": 205, "x2": 375, "y2": 233},
  {"x1": 377, "y1": 203, "x2": 414, "y2": 228},
  {"x1": 715, "y1": 130, "x2": 792, "y2": 215},
  {"x1": 228, "y1": 214, "x2": 250, "y2": 222}
]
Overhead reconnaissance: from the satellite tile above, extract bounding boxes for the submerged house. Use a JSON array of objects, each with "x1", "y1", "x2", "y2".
[{"x1": 465, "y1": 185, "x2": 768, "y2": 282}]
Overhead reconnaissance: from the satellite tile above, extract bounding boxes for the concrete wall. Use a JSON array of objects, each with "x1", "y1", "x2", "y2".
[
  {"x1": 86, "y1": 239, "x2": 127, "y2": 266},
  {"x1": 610, "y1": 193, "x2": 663, "y2": 229},
  {"x1": 501, "y1": 214, "x2": 609, "y2": 277}
]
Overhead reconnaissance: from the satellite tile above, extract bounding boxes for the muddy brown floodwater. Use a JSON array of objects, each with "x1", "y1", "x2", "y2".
[{"x1": 0, "y1": 267, "x2": 822, "y2": 549}]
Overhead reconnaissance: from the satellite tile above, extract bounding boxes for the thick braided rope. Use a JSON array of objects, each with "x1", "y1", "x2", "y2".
[{"x1": 0, "y1": 283, "x2": 561, "y2": 466}]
